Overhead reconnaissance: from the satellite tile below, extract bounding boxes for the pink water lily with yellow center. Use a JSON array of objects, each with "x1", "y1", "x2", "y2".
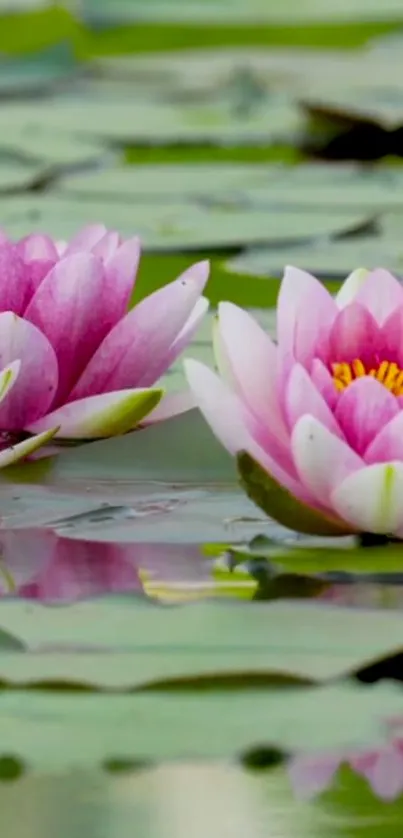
[
  {"x1": 0, "y1": 224, "x2": 209, "y2": 466},
  {"x1": 185, "y1": 266, "x2": 403, "y2": 539}
]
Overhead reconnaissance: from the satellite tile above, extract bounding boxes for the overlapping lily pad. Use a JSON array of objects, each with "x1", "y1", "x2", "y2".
[
  {"x1": 0, "y1": 98, "x2": 299, "y2": 146},
  {"x1": 0, "y1": 127, "x2": 108, "y2": 167},
  {"x1": 0, "y1": 598, "x2": 403, "y2": 686},
  {"x1": 0, "y1": 408, "x2": 274, "y2": 544},
  {"x1": 92, "y1": 44, "x2": 403, "y2": 116},
  {"x1": 57, "y1": 163, "x2": 275, "y2": 203},
  {"x1": 0, "y1": 193, "x2": 372, "y2": 251},
  {"x1": 0, "y1": 159, "x2": 48, "y2": 192},
  {"x1": 76, "y1": 0, "x2": 403, "y2": 25},
  {"x1": 57, "y1": 161, "x2": 403, "y2": 210},
  {"x1": 226, "y1": 238, "x2": 403, "y2": 279},
  {"x1": 0, "y1": 680, "x2": 398, "y2": 770},
  {"x1": 0, "y1": 43, "x2": 81, "y2": 98}
]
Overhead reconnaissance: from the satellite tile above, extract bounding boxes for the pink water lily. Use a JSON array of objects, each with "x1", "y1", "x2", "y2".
[
  {"x1": 289, "y1": 733, "x2": 403, "y2": 801},
  {"x1": 185, "y1": 266, "x2": 403, "y2": 538},
  {"x1": 0, "y1": 224, "x2": 209, "y2": 466}
]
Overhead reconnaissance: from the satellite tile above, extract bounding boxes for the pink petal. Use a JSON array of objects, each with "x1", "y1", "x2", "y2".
[
  {"x1": 331, "y1": 462, "x2": 403, "y2": 534},
  {"x1": 0, "y1": 244, "x2": 31, "y2": 316},
  {"x1": 155, "y1": 296, "x2": 209, "y2": 371},
  {"x1": 0, "y1": 427, "x2": 59, "y2": 467},
  {"x1": 20, "y1": 537, "x2": 142, "y2": 603},
  {"x1": 335, "y1": 268, "x2": 370, "y2": 308},
  {"x1": 55, "y1": 240, "x2": 67, "y2": 256},
  {"x1": 327, "y1": 303, "x2": 382, "y2": 367},
  {"x1": 292, "y1": 415, "x2": 363, "y2": 507},
  {"x1": 133, "y1": 295, "x2": 209, "y2": 388},
  {"x1": 28, "y1": 387, "x2": 163, "y2": 439},
  {"x1": 288, "y1": 754, "x2": 341, "y2": 800},
  {"x1": 184, "y1": 359, "x2": 310, "y2": 500},
  {"x1": 0, "y1": 360, "x2": 20, "y2": 405},
  {"x1": 70, "y1": 261, "x2": 209, "y2": 400},
  {"x1": 96, "y1": 236, "x2": 141, "y2": 336},
  {"x1": 284, "y1": 363, "x2": 342, "y2": 437},
  {"x1": 91, "y1": 230, "x2": 121, "y2": 262},
  {"x1": 141, "y1": 389, "x2": 195, "y2": 425},
  {"x1": 277, "y1": 266, "x2": 337, "y2": 369},
  {"x1": 366, "y1": 411, "x2": 403, "y2": 464},
  {"x1": 24, "y1": 253, "x2": 118, "y2": 404},
  {"x1": 23, "y1": 259, "x2": 55, "y2": 300},
  {"x1": 335, "y1": 377, "x2": 399, "y2": 456},
  {"x1": 17, "y1": 233, "x2": 58, "y2": 262},
  {"x1": 0, "y1": 313, "x2": 58, "y2": 428},
  {"x1": 64, "y1": 224, "x2": 108, "y2": 256},
  {"x1": 310, "y1": 359, "x2": 339, "y2": 411},
  {"x1": 354, "y1": 269, "x2": 403, "y2": 325},
  {"x1": 352, "y1": 746, "x2": 403, "y2": 801},
  {"x1": 216, "y1": 302, "x2": 288, "y2": 443},
  {"x1": 380, "y1": 306, "x2": 403, "y2": 367},
  {"x1": 184, "y1": 359, "x2": 257, "y2": 455}
]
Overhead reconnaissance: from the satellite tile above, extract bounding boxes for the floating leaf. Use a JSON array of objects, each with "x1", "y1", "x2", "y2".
[
  {"x1": 77, "y1": 0, "x2": 403, "y2": 25},
  {"x1": 0, "y1": 598, "x2": 401, "y2": 684},
  {"x1": 0, "y1": 681, "x2": 398, "y2": 769},
  {"x1": 0, "y1": 98, "x2": 299, "y2": 146},
  {"x1": 57, "y1": 163, "x2": 276, "y2": 204},
  {"x1": 0, "y1": 194, "x2": 372, "y2": 251},
  {"x1": 0, "y1": 43, "x2": 80, "y2": 98},
  {"x1": 226, "y1": 238, "x2": 403, "y2": 280}
]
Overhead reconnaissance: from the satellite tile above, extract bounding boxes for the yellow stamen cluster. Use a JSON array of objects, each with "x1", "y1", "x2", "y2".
[{"x1": 332, "y1": 360, "x2": 403, "y2": 396}]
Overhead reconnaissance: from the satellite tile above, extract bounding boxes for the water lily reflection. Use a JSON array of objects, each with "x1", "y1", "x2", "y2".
[
  {"x1": 320, "y1": 582, "x2": 403, "y2": 610},
  {"x1": 0, "y1": 529, "x2": 209, "y2": 602},
  {"x1": 289, "y1": 723, "x2": 403, "y2": 801}
]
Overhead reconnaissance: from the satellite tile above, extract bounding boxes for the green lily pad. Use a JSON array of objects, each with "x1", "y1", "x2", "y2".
[
  {"x1": 0, "y1": 159, "x2": 47, "y2": 193},
  {"x1": 0, "y1": 194, "x2": 372, "y2": 252},
  {"x1": 0, "y1": 681, "x2": 397, "y2": 770},
  {"x1": 0, "y1": 410, "x2": 277, "y2": 544},
  {"x1": 77, "y1": 0, "x2": 403, "y2": 25},
  {"x1": 0, "y1": 42, "x2": 80, "y2": 98},
  {"x1": 57, "y1": 163, "x2": 276, "y2": 204},
  {"x1": 240, "y1": 163, "x2": 403, "y2": 210},
  {"x1": 230, "y1": 538, "x2": 403, "y2": 576},
  {"x1": 0, "y1": 597, "x2": 403, "y2": 684},
  {"x1": 237, "y1": 451, "x2": 352, "y2": 537},
  {"x1": 0, "y1": 127, "x2": 107, "y2": 167},
  {"x1": 226, "y1": 238, "x2": 403, "y2": 280},
  {"x1": 0, "y1": 98, "x2": 299, "y2": 146},
  {"x1": 58, "y1": 161, "x2": 403, "y2": 212}
]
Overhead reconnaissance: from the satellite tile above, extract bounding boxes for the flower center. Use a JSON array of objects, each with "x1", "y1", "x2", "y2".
[{"x1": 332, "y1": 360, "x2": 403, "y2": 395}]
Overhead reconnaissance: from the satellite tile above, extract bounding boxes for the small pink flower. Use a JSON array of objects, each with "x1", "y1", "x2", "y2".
[
  {"x1": 185, "y1": 266, "x2": 403, "y2": 538},
  {"x1": 0, "y1": 225, "x2": 209, "y2": 465},
  {"x1": 288, "y1": 735, "x2": 403, "y2": 801}
]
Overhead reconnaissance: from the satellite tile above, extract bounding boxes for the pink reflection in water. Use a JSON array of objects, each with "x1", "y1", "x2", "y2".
[
  {"x1": 0, "y1": 529, "x2": 209, "y2": 603},
  {"x1": 288, "y1": 722, "x2": 403, "y2": 802}
]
